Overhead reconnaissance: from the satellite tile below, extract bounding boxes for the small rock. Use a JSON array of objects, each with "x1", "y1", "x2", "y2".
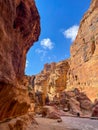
[{"x1": 57, "y1": 119, "x2": 62, "y2": 123}]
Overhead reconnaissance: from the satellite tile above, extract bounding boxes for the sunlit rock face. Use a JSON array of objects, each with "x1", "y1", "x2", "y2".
[
  {"x1": 67, "y1": 0, "x2": 98, "y2": 101},
  {"x1": 0, "y1": 0, "x2": 40, "y2": 121},
  {"x1": 34, "y1": 60, "x2": 70, "y2": 102}
]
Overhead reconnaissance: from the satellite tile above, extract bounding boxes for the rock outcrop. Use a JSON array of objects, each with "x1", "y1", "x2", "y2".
[
  {"x1": 33, "y1": 0, "x2": 98, "y2": 103},
  {"x1": 35, "y1": 89, "x2": 92, "y2": 118},
  {"x1": 0, "y1": 0, "x2": 40, "y2": 121},
  {"x1": 42, "y1": 106, "x2": 62, "y2": 119},
  {"x1": 0, "y1": 114, "x2": 38, "y2": 130},
  {"x1": 92, "y1": 99, "x2": 98, "y2": 117},
  {"x1": 67, "y1": 0, "x2": 98, "y2": 101},
  {"x1": 32, "y1": 0, "x2": 98, "y2": 116},
  {"x1": 51, "y1": 89, "x2": 92, "y2": 116},
  {"x1": 34, "y1": 60, "x2": 70, "y2": 102},
  {"x1": 33, "y1": 61, "x2": 92, "y2": 117}
]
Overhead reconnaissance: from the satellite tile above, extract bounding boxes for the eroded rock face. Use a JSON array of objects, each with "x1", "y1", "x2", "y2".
[
  {"x1": 0, "y1": 0, "x2": 40, "y2": 121},
  {"x1": 34, "y1": 60, "x2": 70, "y2": 102},
  {"x1": 0, "y1": 114, "x2": 38, "y2": 130},
  {"x1": 92, "y1": 99, "x2": 98, "y2": 117},
  {"x1": 29, "y1": 0, "x2": 98, "y2": 116},
  {"x1": 52, "y1": 89, "x2": 92, "y2": 116},
  {"x1": 67, "y1": 0, "x2": 98, "y2": 101}
]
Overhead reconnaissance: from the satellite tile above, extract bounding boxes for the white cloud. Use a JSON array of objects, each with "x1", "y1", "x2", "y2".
[
  {"x1": 35, "y1": 48, "x2": 47, "y2": 61},
  {"x1": 40, "y1": 38, "x2": 54, "y2": 50},
  {"x1": 63, "y1": 25, "x2": 79, "y2": 42},
  {"x1": 35, "y1": 48, "x2": 45, "y2": 54},
  {"x1": 26, "y1": 60, "x2": 29, "y2": 68}
]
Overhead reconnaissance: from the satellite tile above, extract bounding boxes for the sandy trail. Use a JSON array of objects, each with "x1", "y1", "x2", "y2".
[{"x1": 30, "y1": 116, "x2": 98, "y2": 130}]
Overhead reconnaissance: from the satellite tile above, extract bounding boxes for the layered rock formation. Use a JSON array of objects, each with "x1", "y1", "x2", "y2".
[
  {"x1": 42, "y1": 89, "x2": 92, "y2": 118},
  {"x1": 33, "y1": 0, "x2": 98, "y2": 103},
  {"x1": 0, "y1": 0, "x2": 40, "y2": 121},
  {"x1": 67, "y1": 0, "x2": 98, "y2": 101},
  {"x1": 34, "y1": 60, "x2": 69, "y2": 102},
  {"x1": 24, "y1": 0, "x2": 98, "y2": 119}
]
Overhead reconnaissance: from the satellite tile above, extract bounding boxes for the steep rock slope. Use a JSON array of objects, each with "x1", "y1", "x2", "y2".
[
  {"x1": 0, "y1": 0, "x2": 40, "y2": 121},
  {"x1": 34, "y1": 60, "x2": 70, "y2": 101},
  {"x1": 67, "y1": 0, "x2": 98, "y2": 101}
]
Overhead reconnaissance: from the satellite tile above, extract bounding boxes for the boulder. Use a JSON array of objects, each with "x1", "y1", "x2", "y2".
[
  {"x1": 42, "y1": 106, "x2": 61, "y2": 119},
  {"x1": 76, "y1": 93, "x2": 92, "y2": 111},
  {"x1": 69, "y1": 98, "x2": 81, "y2": 115},
  {"x1": 92, "y1": 105, "x2": 98, "y2": 117}
]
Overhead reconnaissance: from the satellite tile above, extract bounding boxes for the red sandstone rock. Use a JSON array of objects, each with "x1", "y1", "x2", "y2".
[
  {"x1": 42, "y1": 106, "x2": 62, "y2": 119},
  {"x1": 76, "y1": 93, "x2": 92, "y2": 111},
  {"x1": 0, "y1": 114, "x2": 38, "y2": 130},
  {"x1": 0, "y1": 0, "x2": 40, "y2": 121},
  {"x1": 31, "y1": 0, "x2": 98, "y2": 118},
  {"x1": 69, "y1": 98, "x2": 81, "y2": 115},
  {"x1": 34, "y1": 60, "x2": 69, "y2": 102},
  {"x1": 92, "y1": 99, "x2": 98, "y2": 117},
  {"x1": 92, "y1": 105, "x2": 98, "y2": 117},
  {"x1": 60, "y1": 90, "x2": 92, "y2": 115},
  {"x1": 66, "y1": 0, "x2": 98, "y2": 101}
]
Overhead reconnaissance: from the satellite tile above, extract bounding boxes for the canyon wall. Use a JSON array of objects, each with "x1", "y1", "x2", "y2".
[
  {"x1": 67, "y1": 0, "x2": 98, "y2": 101},
  {"x1": 0, "y1": 0, "x2": 40, "y2": 121},
  {"x1": 34, "y1": 60, "x2": 69, "y2": 101},
  {"x1": 34, "y1": 0, "x2": 98, "y2": 102},
  {"x1": 33, "y1": 61, "x2": 92, "y2": 116}
]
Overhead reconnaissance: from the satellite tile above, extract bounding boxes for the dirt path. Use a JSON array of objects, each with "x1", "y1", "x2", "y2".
[
  {"x1": 61, "y1": 116, "x2": 98, "y2": 130},
  {"x1": 30, "y1": 116, "x2": 98, "y2": 130}
]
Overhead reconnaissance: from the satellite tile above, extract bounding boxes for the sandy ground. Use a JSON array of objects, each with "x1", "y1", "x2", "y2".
[{"x1": 30, "y1": 116, "x2": 98, "y2": 130}]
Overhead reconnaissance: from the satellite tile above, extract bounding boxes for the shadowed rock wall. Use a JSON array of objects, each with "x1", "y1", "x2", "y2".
[{"x1": 0, "y1": 0, "x2": 40, "y2": 121}]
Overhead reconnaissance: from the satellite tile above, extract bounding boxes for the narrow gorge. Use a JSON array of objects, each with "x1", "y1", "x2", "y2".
[{"x1": 0, "y1": 0, "x2": 98, "y2": 130}]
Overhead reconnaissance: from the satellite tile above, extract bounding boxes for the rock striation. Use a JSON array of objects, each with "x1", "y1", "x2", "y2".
[
  {"x1": 33, "y1": 0, "x2": 98, "y2": 103},
  {"x1": 67, "y1": 0, "x2": 98, "y2": 101},
  {"x1": 34, "y1": 60, "x2": 70, "y2": 102},
  {"x1": 42, "y1": 89, "x2": 92, "y2": 117},
  {"x1": 0, "y1": 0, "x2": 40, "y2": 121},
  {"x1": 32, "y1": 0, "x2": 98, "y2": 116}
]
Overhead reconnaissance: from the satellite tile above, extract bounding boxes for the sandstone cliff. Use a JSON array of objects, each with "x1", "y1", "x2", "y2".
[
  {"x1": 33, "y1": 0, "x2": 98, "y2": 103},
  {"x1": 34, "y1": 60, "x2": 70, "y2": 102},
  {"x1": 67, "y1": 0, "x2": 98, "y2": 101},
  {"x1": 0, "y1": 0, "x2": 40, "y2": 121},
  {"x1": 27, "y1": 0, "x2": 98, "y2": 118},
  {"x1": 33, "y1": 61, "x2": 92, "y2": 117}
]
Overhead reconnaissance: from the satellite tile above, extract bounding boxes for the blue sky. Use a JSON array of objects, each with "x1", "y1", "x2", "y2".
[{"x1": 25, "y1": 0, "x2": 91, "y2": 75}]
